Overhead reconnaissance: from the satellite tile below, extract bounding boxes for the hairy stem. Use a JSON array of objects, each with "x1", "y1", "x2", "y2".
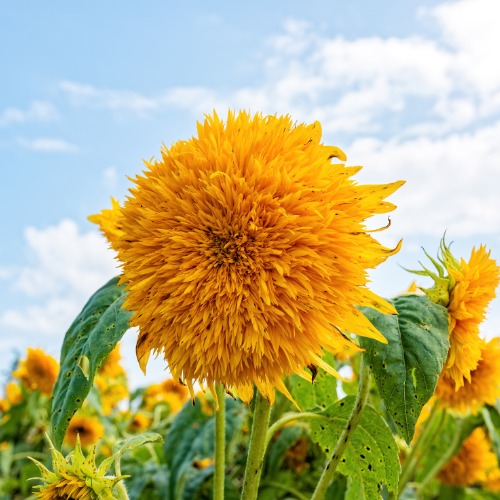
[
  {"x1": 214, "y1": 384, "x2": 226, "y2": 500},
  {"x1": 310, "y1": 359, "x2": 371, "y2": 500},
  {"x1": 240, "y1": 390, "x2": 272, "y2": 500},
  {"x1": 114, "y1": 457, "x2": 130, "y2": 500}
]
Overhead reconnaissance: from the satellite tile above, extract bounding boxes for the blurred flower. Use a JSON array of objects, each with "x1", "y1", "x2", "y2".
[
  {"x1": 95, "y1": 377, "x2": 128, "y2": 416},
  {"x1": 196, "y1": 391, "x2": 214, "y2": 416},
  {"x1": 88, "y1": 196, "x2": 123, "y2": 244},
  {"x1": 30, "y1": 435, "x2": 127, "y2": 500},
  {"x1": 284, "y1": 437, "x2": 309, "y2": 472},
  {"x1": 13, "y1": 348, "x2": 59, "y2": 396},
  {"x1": 409, "y1": 241, "x2": 499, "y2": 389},
  {"x1": 143, "y1": 379, "x2": 189, "y2": 413},
  {"x1": 90, "y1": 111, "x2": 404, "y2": 407},
  {"x1": 98, "y1": 345, "x2": 125, "y2": 379},
  {"x1": 128, "y1": 413, "x2": 151, "y2": 432},
  {"x1": 435, "y1": 338, "x2": 500, "y2": 414},
  {"x1": 64, "y1": 414, "x2": 104, "y2": 449},
  {"x1": 193, "y1": 457, "x2": 214, "y2": 470},
  {"x1": 484, "y1": 467, "x2": 500, "y2": 493},
  {"x1": 100, "y1": 445, "x2": 113, "y2": 457},
  {"x1": 438, "y1": 427, "x2": 497, "y2": 486},
  {"x1": 0, "y1": 382, "x2": 23, "y2": 413}
]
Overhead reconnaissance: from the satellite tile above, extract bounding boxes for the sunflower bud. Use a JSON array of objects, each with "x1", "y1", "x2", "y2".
[{"x1": 29, "y1": 434, "x2": 129, "y2": 500}]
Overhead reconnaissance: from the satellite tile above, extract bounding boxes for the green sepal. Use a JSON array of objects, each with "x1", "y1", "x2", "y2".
[{"x1": 27, "y1": 458, "x2": 59, "y2": 483}]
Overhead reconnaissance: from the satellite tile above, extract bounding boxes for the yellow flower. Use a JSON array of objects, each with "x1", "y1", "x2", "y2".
[
  {"x1": 13, "y1": 348, "x2": 59, "y2": 396},
  {"x1": 435, "y1": 338, "x2": 500, "y2": 414},
  {"x1": 0, "y1": 382, "x2": 23, "y2": 412},
  {"x1": 143, "y1": 379, "x2": 190, "y2": 413},
  {"x1": 128, "y1": 413, "x2": 151, "y2": 432},
  {"x1": 99, "y1": 345, "x2": 125, "y2": 379},
  {"x1": 193, "y1": 458, "x2": 214, "y2": 470},
  {"x1": 90, "y1": 111, "x2": 404, "y2": 406},
  {"x1": 438, "y1": 427, "x2": 497, "y2": 486},
  {"x1": 30, "y1": 435, "x2": 127, "y2": 500},
  {"x1": 88, "y1": 197, "x2": 124, "y2": 244},
  {"x1": 95, "y1": 377, "x2": 129, "y2": 415},
  {"x1": 65, "y1": 414, "x2": 104, "y2": 449},
  {"x1": 408, "y1": 241, "x2": 499, "y2": 389},
  {"x1": 196, "y1": 391, "x2": 214, "y2": 416},
  {"x1": 484, "y1": 467, "x2": 500, "y2": 493}
]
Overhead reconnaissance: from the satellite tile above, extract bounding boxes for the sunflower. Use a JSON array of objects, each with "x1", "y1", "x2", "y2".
[
  {"x1": 90, "y1": 111, "x2": 404, "y2": 406},
  {"x1": 98, "y1": 345, "x2": 125, "y2": 379},
  {"x1": 13, "y1": 348, "x2": 59, "y2": 396},
  {"x1": 407, "y1": 241, "x2": 499, "y2": 389},
  {"x1": 95, "y1": 378, "x2": 129, "y2": 416},
  {"x1": 435, "y1": 338, "x2": 500, "y2": 414},
  {"x1": 30, "y1": 435, "x2": 127, "y2": 500},
  {"x1": 284, "y1": 437, "x2": 309, "y2": 472},
  {"x1": 438, "y1": 427, "x2": 497, "y2": 486},
  {"x1": 64, "y1": 414, "x2": 104, "y2": 448},
  {"x1": 0, "y1": 382, "x2": 23, "y2": 413},
  {"x1": 484, "y1": 467, "x2": 500, "y2": 493},
  {"x1": 143, "y1": 379, "x2": 190, "y2": 413},
  {"x1": 128, "y1": 413, "x2": 151, "y2": 432},
  {"x1": 88, "y1": 197, "x2": 123, "y2": 244}
]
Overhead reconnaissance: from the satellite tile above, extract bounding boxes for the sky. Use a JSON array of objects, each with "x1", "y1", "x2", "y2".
[{"x1": 1, "y1": 0, "x2": 500, "y2": 388}]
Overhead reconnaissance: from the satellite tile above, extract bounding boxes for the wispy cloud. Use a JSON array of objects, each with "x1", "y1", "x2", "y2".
[
  {"x1": 0, "y1": 101, "x2": 58, "y2": 127},
  {"x1": 18, "y1": 137, "x2": 79, "y2": 152}
]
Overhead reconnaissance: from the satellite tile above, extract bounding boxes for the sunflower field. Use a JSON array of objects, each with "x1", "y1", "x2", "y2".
[{"x1": 1, "y1": 111, "x2": 500, "y2": 500}]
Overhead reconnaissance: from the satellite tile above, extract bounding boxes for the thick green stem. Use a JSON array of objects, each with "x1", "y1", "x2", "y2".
[
  {"x1": 214, "y1": 384, "x2": 226, "y2": 500},
  {"x1": 396, "y1": 401, "x2": 442, "y2": 498},
  {"x1": 310, "y1": 360, "x2": 371, "y2": 500},
  {"x1": 240, "y1": 390, "x2": 272, "y2": 500},
  {"x1": 418, "y1": 418, "x2": 464, "y2": 494},
  {"x1": 114, "y1": 457, "x2": 130, "y2": 500}
]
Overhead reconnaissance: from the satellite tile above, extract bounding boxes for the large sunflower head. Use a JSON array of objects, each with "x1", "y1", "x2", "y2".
[
  {"x1": 438, "y1": 427, "x2": 497, "y2": 486},
  {"x1": 90, "y1": 111, "x2": 404, "y2": 406},
  {"x1": 13, "y1": 348, "x2": 59, "y2": 397},
  {"x1": 435, "y1": 338, "x2": 500, "y2": 414},
  {"x1": 64, "y1": 414, "x2": 104, "y2": 449},
  {"x1": 407, "y1": 238, "x2": 499, "y2": 389},
  {"x1": 30, "y1": 435, "x2": 127, "y2": 500}
]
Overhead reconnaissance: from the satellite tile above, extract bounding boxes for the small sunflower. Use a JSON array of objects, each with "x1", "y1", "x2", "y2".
[
  {"x1": 90, "y1": 111, "x2": 404, "y2": 406},
  {"x1": 438, "y1": 427, "x2": 497, "y2": 486},
  {"x1": 0, "y1": 382, "x2": 23, "y2": 413},
  {"x1": 95, "y1": 378, "x2": 129, "y2": 416},
  {"x1": 65, "y1": 414, "x2": 104, "y2": 449},
  {"x1": 13, "y1": 348, "x2": 59, "y2": 396},
  {"x1": 143, "y1": 379, "x2": 190, "y2": 413},
  {"x1": 30, "y1": 435, "x2": 127, "y2": 500},
  {"x1": 98, "y1": 345, "x2": 125, "y2": 379},
  {"x1": 407, "y1": 240, "x2": 499, "y2": 388},
  {"x1": 128, "y1": 413, "x2": 151, "y2": 432},
  {"x1": 435, "y1": 338, "x2": 500, "y2": 414}
]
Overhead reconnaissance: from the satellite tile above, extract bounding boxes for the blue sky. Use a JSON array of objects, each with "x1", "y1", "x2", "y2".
[{"x1": 2, "y1": 0, "x2": 500, "y2": 387}]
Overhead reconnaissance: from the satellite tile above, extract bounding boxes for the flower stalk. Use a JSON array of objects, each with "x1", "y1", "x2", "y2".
[
  {"x1": 310, "y1": 359, "x2": 371, "y2": 500},
  {"x1": 240, "y1": 390, "x2": 272, "y2": 500},
  {"x1": 214, "y1": 384, "x2": 226, "y2": 500}
]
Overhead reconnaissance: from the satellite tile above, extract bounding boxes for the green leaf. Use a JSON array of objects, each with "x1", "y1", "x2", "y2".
[
  {"x1": 268, "y1": 425, "x2": 306, "y2": 476},
  {"x1": 112, "y1": 433, "x2": 164, "y2": 458},
  {"x1": 292, "y1": 352, "x2": 338, "y2": 411},
  {"x1": 51, "y1": 277, "x2": 133, "y2": 448},
  {"x1": 359, "y1": 295, "x2": 450, "y2": 444},
  {"x1": 309, "y1": 396, "x2": 400, "y2": 500}
]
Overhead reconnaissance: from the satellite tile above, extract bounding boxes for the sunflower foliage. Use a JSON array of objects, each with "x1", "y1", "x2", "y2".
[{"x1": 1, "y1": 112, "x2": 500, "y2": 500}]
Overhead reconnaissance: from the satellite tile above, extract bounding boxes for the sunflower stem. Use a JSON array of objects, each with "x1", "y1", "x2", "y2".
[
  {"x1": 240, "y1": 389, "x2": 272, "y2": 500},
  {"x1": 214, "y1": 384, "x2": 226, "y2": 500},
  {"x1": 310, "y1": 359, "x2": 371, "y2": 500},
  {"x1": 114, "y1": 454, "x2": 130, "y2": 500}
]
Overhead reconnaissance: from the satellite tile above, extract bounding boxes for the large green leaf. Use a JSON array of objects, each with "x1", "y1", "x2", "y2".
[
  {"x1": 310, "y1": 396, "x2": 400, "y2": 500},
  {"x1": 292, "y1": 352, "x2": 338, "y2": 411},
  {"x1": 51, "y1": 277, "x2": 133, "y2": 448},
  {"x1": 359, "y1": 295, "x2": 450, "y2": 444}
]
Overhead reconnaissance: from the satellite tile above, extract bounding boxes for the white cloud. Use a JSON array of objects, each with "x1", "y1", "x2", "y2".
[
  {"x1": 0, "y1": 101, "x2": 58, "y2": 127},
  {"x1": 18, "y1": 137, "x2": 78, "y2": 152},
  {"x1": 102, "y1": 166, "x2": 118, "y2": 188},
  {"x1": 1, "y1": 220, "x2": 118, "y2": 336}
]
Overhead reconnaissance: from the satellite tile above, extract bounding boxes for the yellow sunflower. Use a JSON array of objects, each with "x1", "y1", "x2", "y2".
[
  {"x1": 98, "y1": 345, "x2": 125, "y2": 379},
  {"x1": 0, "y1": 382, "x2": 23, "y2": 413},
  {"x1": 90, "y1": 111, "x2": 404, "y2": 406},
  {"x1": 30, "y1": 435, "x2": 127, "y2": 500},
  {"x1": 128, "y1": 412, "x2": 151, "y2": 432},
  {"x1": 435, "y1": 338, "x2": 500, "y2": 414},
  {"x1": 408, "y1": 241, "x2": 499, "y2": 389},
  {"x1": 64, "y1": 414, "x2": 104, "y2": 449},
  {"x1": 438, "y1": 427, "x2": 497, "y2": 486},
  {"x1": 95, "y1": 378, "x2": 129, "y2": 415},
  {"x1": 484, "y1": 467, "x2": 500, "y2": 493},
  {"x1": 13, "y1": 348, "x2": 59, "y2": 396},
  {"x1": 143, "y1": 378, "x2": 190, "y2": 413}
]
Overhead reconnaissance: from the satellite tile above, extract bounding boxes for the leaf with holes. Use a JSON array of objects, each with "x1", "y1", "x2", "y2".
[
  {"x1": 291, "y1": 352, "x2": 338, "y2": 411},
  {"x1": 358, "y1": 295, "x2": 449, "y2": 444},
  {"x1": 310, "y1": 396, "x2": 400, "y2": 500},
  {"x1": 51, "y1": 277, "x2": 133, "y2": 448}
]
